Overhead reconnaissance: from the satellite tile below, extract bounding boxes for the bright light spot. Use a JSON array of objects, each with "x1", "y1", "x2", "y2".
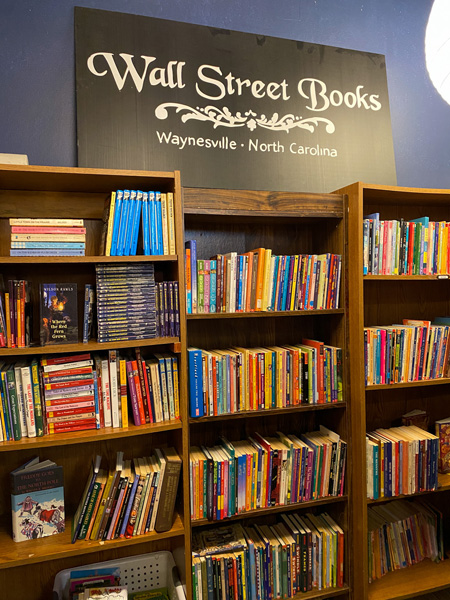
[{"x1": 425, "y1": 0, "x2": 450, "y2": 105}]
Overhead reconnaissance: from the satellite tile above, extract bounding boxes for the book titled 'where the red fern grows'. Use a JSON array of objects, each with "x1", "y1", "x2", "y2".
[
  {"x1": 9, "y1": 218, "x2": 86, "y2": 256},
  {"x1": 185, "y1": 241, "x2": 341, "y2": 314},
  {"x1": 0, "y1": 349, "x2": 180, "y2": 441}
]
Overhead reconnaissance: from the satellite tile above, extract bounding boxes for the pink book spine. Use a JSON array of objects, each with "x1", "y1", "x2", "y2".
[
  {"x1": 11, "y1": 226, "x2": 86, "y2": 234},
  {"x1": 204, "y1": 260, "x2": 210, "y2": 314},
  {"x1": 380, "y1": 328, "x2": 386, "y2": 384},
  {"x1": 382, "y1": 221, "x2": 389, "y2": 274},
  {"x1": 126, "y1": 361, "x2": 141, "y2": 425}
]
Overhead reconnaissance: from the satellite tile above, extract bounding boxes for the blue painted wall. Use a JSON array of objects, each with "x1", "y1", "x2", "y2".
[{"x1": 1, "y1": 0, "x2": 448, "y2": 189}]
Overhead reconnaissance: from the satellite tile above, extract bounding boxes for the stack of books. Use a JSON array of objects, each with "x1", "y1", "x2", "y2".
[
  {"x1": 185, "y1": 241, "x2": 341, "y2": 314},
  {"x1": 95, "y1": 263, "x2": 157, "y2": 343},
  {"x1": 188, "y1": 339, "x2": 343, "y2": 418},
  {"x1": 366, "y1": 425, "x2": 438, "y2": 500},
  {"x1": 363, "y1": 213, "x2": 450, "y2": 276},
  {"x1": 72, "y1": 449, "x2": 182, "y2": 543},
  {"x1": 42, "y1": 353, "x2": 98, "y2": 434},
  {"x1": 192, "y1": 514, "x2": 345, "y2": 600},
  {"x1": 368, "y1": 499, "x2": 444, "y2": 582},
  {"x1": 10, "y1": 218, "x2": 86, "y2": 256},
  {"x1": 364, "y1": 319, "x2": 450, "y2": 385},
  {"x1": 190, "y1": 426, "x2": 346, "y2": 522},
  {"x1": 102, "y1": 190, "x2": 176, "y2": 256}
]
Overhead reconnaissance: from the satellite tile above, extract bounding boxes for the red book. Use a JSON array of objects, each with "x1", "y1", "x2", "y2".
[
  {"x1": 43, "y1": 366, "x2": 93, "y2": 379},
  {"x1": 135, "y1": 348, "x2": 150, "y2": 423},
  {"x1": 44, "y1": 378, "x2": 94, "y2": 391},
  {"x1": 302, "y1": 338, "x2": 325, "y2": 403},
  {"x1": 41, "y1": 353, "x2": 91, "y2": 366},
  {"x1": 47, "y1": 421, "x2": 97, "y2": 434},
  {"x1": 131, "y1": 360, "x2": 146, "y2": 424},
  {"x1": 126, "y1": 361, "x2": 141, "y2": 426},
  {"x1": 46, "y1": 406, "x2": 96, "y2": 418},
  {"x1": 141, "y1": 360, "x2": 154, "y2": 423}
]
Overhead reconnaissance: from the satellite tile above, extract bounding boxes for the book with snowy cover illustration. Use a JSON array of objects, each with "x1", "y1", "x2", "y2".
[{"x1": 11, "y1": 457, "x2": 65, "y2": 542}]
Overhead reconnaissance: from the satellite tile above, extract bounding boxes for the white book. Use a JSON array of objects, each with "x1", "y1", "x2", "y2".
[
  {"x1": 14, "y1": 363, "x2": 28, "y2": 437},
  {"x1": 42, "y1": 359, "x2": 93, "y2": 373},
  {"x1": 20, "y1": 366, "x2": 36, "y2": 437},
  {"x1": 148, "y1": 360, "x2": 163, "y2": 423},
  {"x1": 149, "y1": 448, "x2": 166, "y2": 532},
  {"x1": 108, "y1": 351, "x2": 120, "y2": 428},
  {"x1": 101, "y1": 359, "x2": 112, "y2": 427},
  {"x1": 9, "y1": 218, "x2": 84, "y2": 226}
]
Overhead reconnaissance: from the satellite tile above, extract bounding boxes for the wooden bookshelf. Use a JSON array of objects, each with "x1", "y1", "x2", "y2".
[
  {"x1": 0, "y1": 164, "x2": 191, "y2": 600},
  {"x1": 338, "y1": 182, "x2": 450, "y2": 600},
  {"x1": 184, "y1": 187, "x2": 351, "y2": 600}
]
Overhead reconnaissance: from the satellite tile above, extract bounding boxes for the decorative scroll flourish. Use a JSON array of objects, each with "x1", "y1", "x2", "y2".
[{"x1": 155, "y1": 103, "x2": 335, "y2": 134}]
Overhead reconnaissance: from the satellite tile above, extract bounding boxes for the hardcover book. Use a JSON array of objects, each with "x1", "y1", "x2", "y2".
[
  {"x1": 39, "y1": 283, "x2": 78, "y2": 345},
  {"x1": 11, "y1": 457, "x2": 65, "y2": 542}
]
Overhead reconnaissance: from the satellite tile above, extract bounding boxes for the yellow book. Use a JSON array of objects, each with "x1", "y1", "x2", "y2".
[
  {"x1": 172, "y1": 356, "x2": 180, "y2": 418},
  {"x1": 105, "y1": 191, "x2": 116, "y2": 256},
  {"x1": 4, "y1": 293, "x2": 11, "y2": 348},
  {"x1": 289, "y1": 254, "x2": 300, "y2": 311},
  {"x1": 119, "y1": 359, "x2": 128, "y2": 428},
  {"x1": 90, "y1": 469, "x2": 115, "y2": 540},
  {"x1": 160, "y1": 193, "x2": 169, "y2": 255},
  {"x1": 167, "y1": 192, "x2": 176, "y2": 255}
]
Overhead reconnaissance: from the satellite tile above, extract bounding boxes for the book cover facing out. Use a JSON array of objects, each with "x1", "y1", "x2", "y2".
[
  {"x1": 11, "y1": 464, "x2": 65, "y2": 542},
  {"x1": 40, "y1": 283, "x2": 78, "y2": 345}
]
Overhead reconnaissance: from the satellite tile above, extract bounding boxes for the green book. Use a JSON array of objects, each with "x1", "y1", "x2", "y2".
[
  {"x1": 31, "y1": 360, "x2": 44, "y2": 437},
  {"x1": 78, "y1": 470, "x2": 105, "y2": 540},
  {"x1": 6, "y1": 366, "x2": 22, "y2": 441}
]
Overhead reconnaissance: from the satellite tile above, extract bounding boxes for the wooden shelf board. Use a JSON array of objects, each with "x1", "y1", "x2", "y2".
[
  {"x1": 366, "y1": 378, "x2": 450, "y2": 391},
  {"x1": 0, "y1": 337, "x2": 179, "y2": 356},
  {"x1": 0, "y1": 512, "x2": 184, "y2": 570},
  {"x1": 364, "y1": 275, "x2": 449, "y2": 281},
  {"x1": 188, "y1": 309, "x2": 344, "y2": 320},
  {"x1": 191, "y1": 495, "x2": 347, "y2": 527},
  {"x1": 291, "y1": 585, "x2": 349, "y2": 600},
  {"x1": 367, "y1": 473, "x2": 450, "y2": 505},
  {"x1": 368, "y1": 558, "x2": 450, "y2": 600},
  {"x1": 0, "y1": 255, "x2": 177, "y2": 264},
  {"x1": 190, "y1": 402, "x2": 346, "y2": 423},
  {"x1": 0, "y1": 419, "x2": 182, "y2": 452}
]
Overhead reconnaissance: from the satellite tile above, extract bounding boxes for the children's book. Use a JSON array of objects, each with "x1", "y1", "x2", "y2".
[
  {"x1": 39, "y1": 283, "x2": 78, "y2": 345},
  {"x1": 11, "y1": 457, "x2": 64, "y2": 542}
]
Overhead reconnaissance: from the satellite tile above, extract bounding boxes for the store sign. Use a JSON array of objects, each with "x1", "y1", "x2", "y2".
[{"x1": 75, "y1": 7, "x2": 397, "y2": 192}]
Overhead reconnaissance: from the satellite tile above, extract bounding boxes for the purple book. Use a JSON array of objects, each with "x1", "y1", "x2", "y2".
[{"x1": 125, "y1": 361, "x2": 141, "y2": 425}]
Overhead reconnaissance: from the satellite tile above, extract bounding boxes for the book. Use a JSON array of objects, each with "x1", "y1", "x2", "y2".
[
  {"x1": 39, "y1": 283, "x2": 78, "y2": 345},
  {"x1": 72, "y1": 455, "x2": 102, "y2": 543},
  {"x1": 11, "y1": 457, "x2": 64, "y2": 542},
  {"x1": 154, "y1": 446, "x2": 182, "y2": 532},
  {"x1": 436, "y1": 417, "x2": 450, "y2": 473}
]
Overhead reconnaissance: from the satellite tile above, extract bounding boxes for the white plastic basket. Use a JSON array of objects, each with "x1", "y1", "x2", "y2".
[{"x1": 53, "y1": 550, "x2": 186, "y2": 600}]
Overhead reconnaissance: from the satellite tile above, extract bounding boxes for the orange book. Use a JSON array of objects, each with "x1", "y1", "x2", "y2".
[
  {"x1": 250, "y1": 248, "x2": 266, "y2": 311},
  {"x1": 131, "y1": 359, "x2": 146, "y2": 424},
  {"x1": 4, "y1": 293, "x2": 11, "y2": 348}
]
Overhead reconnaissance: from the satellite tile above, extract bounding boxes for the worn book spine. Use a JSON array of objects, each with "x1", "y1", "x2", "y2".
[{"x1": 154, "y1": 456, "x2": 182, "y2": 532}]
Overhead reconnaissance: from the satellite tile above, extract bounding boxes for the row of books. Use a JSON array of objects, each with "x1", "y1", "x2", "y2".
[
  {"x1": 102, "y1": 190, "x2": 176, "y2": 256},
  {"x1": 366, "y1": 425, "x2": 439, "y2": 500},
  {"x1": 364, "y1": 319, "x2": 450, "y2": 386},
  {"x1": 185, "y1": 241, "x2": 342, "y2": 315},
  {"x1": 363, "y1": 214, "x2": 450, "y2": 276},
  {"x1": 188, "y1": 339, "x2": 343, "y2": 418},
  {"x1": 192, "y1": 514, "x2": 345, "y2": 600},
  {"x1": 367, "y1": 499, "x2": 443, "y2": 583},
  {"x1": 155, "y1": 281, "x2": 181, "y2": 339},
  {"x1": 0, "y1": 279, "x2": 32, "y2": 348},
  {"x1": 95, "y1": 263, "x2": 159, "y2": 343},
  {"x1": 0, "y1": 349, "x2": 180, "y2": 441},
  {"x1": 189, "y1": 427, "x2": 346, "y2": 522},
  {"x1": 9, "y1": 217, "x2": 86, "y2": 257},
  {"x1": 72, "y1": 448, "x2": 182, "y2": 544}
]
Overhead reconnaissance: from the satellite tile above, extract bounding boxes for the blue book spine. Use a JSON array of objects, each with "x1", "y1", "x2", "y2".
[
  {"x1": 210, "y1": 260, "x2": 217, "y2": 313},
  {"x1": 237, "y1": 255, "x2": 244, "y2": 311},
  {"x1": 110, "y1": 190, "x2": 124, "y2": 256},
  {"x1": 124, "y1": 190, "x2": 137, "y2": 256},
  {"x1": 10, "y1": 249, "x2": 85, "y2": 256},
  {"x1": 119, "y1": 474, "x2": 140, "y2": 537},
  {"x1": 141, "y1": 192, "x2": 150, "y2": 256},
  {"x1": 131, "y1": 193, "x2": 143, "y2": 256},
  {"x1": 281, "y1": 255, "x2": 291, "y2": 310},
  {"x1": 373, "y1": 444, "x2": 379, "y2": 499},
  {"x1": 303, "y1": 256, "x2": 312, "y2": 310},
  {"x1": 92, "y1": 371, "x2": 101, "y2": 428},
  {"x1": 82, "y1": 284, "x2": 92, "y2": 343},
  {"x1": 270, "y1": 256, "x2": 280, "y2": 311},
  {"x1": 276, "y1": 256, "x2": 286, "y2": 311},
  {"x1": 155, "y1": 192, "x2": 163, "y2": 255},
  {"x1": 116, "y1": 190, "x2": 131, "y2": 256},
  {"x1": 11, "y1": 241, "x2": 85, "y2": 249},
  {"x1": 188, "y1": 348, "x2": 204, "y2": 417},
  {"x1": 148, "y1": 192, "x2": 157, "y2": 254}
]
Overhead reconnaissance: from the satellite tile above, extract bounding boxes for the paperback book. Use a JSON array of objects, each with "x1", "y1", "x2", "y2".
[{"x1": 40, "y1": 283, "x2": 78, "y2": 345}]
